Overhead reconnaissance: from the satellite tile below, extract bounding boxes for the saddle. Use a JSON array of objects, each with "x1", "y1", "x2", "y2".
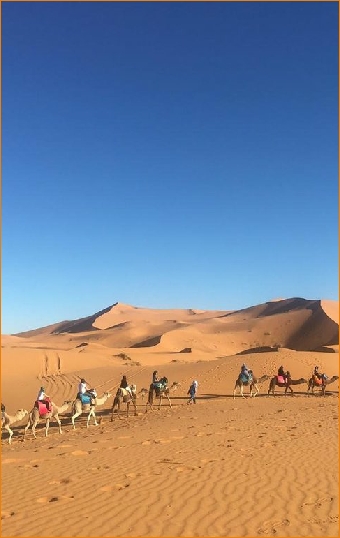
[
  {"x1": 239, "y1": 373, "x2": 252, "y2": 383},
  {"x1": 35, "y1": 399, "x2": 52, "y2": 415},
  {"x1": 77, "y1": 390, "x2": 96, "y2": 406},
  {"x1": 277, "y1": 375, "x2": 286, "y2": 384},
  {"x1": 313, "y1": 375, "x2": 323, "y2": 386}
]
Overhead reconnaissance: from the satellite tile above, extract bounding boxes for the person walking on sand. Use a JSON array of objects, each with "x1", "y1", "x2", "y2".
[{"x1": 187, "y1": 380, "x2": 198, "y2": 404}]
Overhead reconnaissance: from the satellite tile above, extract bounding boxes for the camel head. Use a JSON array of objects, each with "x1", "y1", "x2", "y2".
[
  {"x1": 104, "y1": 392, "x2": 112, "y2": 398},
  {"x1": 17, "y1": 409, "x2": 29, "y2": 419}
]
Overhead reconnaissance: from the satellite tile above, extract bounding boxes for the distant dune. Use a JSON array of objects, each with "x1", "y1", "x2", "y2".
[{"x1": 12, "y1": 298, "x2": 339, "y2": 354}]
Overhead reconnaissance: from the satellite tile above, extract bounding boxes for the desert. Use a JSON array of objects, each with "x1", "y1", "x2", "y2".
[{"x1": 1, "y1": 298, "x2": 339, "y2": 537}]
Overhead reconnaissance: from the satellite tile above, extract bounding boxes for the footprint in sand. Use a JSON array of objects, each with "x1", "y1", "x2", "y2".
[
  {"x1": 49, "y1": 478, "x2": 72, "y2": 485},
  {"x1": 99, "y1": 483, "x2": 130, "y2": 492},
  {"x1": 1, "y1": 511, "x2": 15, "y2": 520},
  {"x1": 258, "y1": 519, "x2": 290, "y2": 534},
  {"x1": 37, "y1": 495, "x2": 74, "y2": 503},
  {"x1": 71, "y1": 450, "x2": 89, "y2": 456},
  {"x1": 176, "y1": 465, "x2": 199, "y2": 472}
]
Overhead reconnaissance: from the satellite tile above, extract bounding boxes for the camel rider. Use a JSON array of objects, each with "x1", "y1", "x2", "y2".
[
  {"x1": 277, "y1": 366, "x2": 288, "y2": 383},
  {"x1": 314, "y1": 366, "x2": 321, "y2": 379},
  {"x1": 120, "y1": 375, "x2": 132, "y2": 397},
  {"x1": 240, "y1": 364, "x2": 251, "y2": 381},
  {"x1": 152, "y1": 370, "x2": 159, "y2": 384},
  {"x1": 37, "y1": 386, "x2": 51, "y2": 410},
  {"x1": 78, "y1": 379, "x2": 97, "y2": 404},
  {"x1": 120, "y1": 375, "x2": 128, "y2": 389},
  {"x1": 1, "y1": 403, "x2": 5, "y2": 421},
  {"x1": 314, "y1": 366, "x2": 328, "y2": 383}
]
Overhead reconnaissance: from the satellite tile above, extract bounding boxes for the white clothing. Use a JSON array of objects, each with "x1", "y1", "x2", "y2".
[
  {"x1": 37, "y1": 390, "x2": 46, "y2": 401},
  {"x1": 192, "y1": 380, "x2": 198, "y2": 389},
  {"x1": 79, "y1": 382, "x2": 87, "y2": 394}
]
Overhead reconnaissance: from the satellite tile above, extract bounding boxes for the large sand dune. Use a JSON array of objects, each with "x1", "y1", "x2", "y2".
[{"x1": 1, "y1": 297, "x2": 338, "y2": 536}]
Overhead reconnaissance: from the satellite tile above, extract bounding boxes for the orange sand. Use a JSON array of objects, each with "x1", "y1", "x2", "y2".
[{"x1": 1, "y1": 298, "x2": 339, "y2": 536}]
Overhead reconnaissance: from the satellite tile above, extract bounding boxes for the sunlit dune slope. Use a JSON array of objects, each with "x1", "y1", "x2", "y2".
[{"x1": 11, "y1": 297, "x2": 338, "y2": 354}]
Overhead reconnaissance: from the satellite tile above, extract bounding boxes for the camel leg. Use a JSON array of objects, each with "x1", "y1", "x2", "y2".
[
  {"x1": 233, "y1": 384, "x2": 238, "y2": 399},
  {"x1": 23, "y1": 419, "x2": 31, "y2": 439},
  {"x1": 45, "y1": 418, "x2": 50, "y2": 437},
  {"x1": 71, "y1": 412, "x2": 81, "y2": 429},
  {"x1": 6, "y1": 425, "x2": 13, "y2": 444},
  {"x1": 132, "y1": 399, "x2": 138, "y2": 416},
  {"x1": 87, "y1": 408, "x2": 98, "y2": 427},
  {"x1": 166, "y1": 395, "x2": 172, "y2": 408},
  {"x1": 252, "y1": 384, "x2": 259, "y2": 397},
  {"x1": 54, "y1": 414, "x2": 62, "y2": 434},
  {"x1": 126, "y1": 402, "x2": 129, "y2": 418},
  {"x1": 31, "y1": 420, "x2": 38, "y2": 439}
]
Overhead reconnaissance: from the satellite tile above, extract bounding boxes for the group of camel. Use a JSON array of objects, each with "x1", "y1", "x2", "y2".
[
  {"x1": 1, "y1": 380, "x2": 181, "y2": 444},
  {"x1": 2, "y1": 372, "x2": 338, "y2": 444},
  {"x1": 233, "y1": 372, "x2": 339, "y2": 398}
]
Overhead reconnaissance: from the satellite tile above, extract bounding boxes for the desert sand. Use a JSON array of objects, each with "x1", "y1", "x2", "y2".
[{"x1": 1, "y1": 298, "x2": 339, "y2": 537}]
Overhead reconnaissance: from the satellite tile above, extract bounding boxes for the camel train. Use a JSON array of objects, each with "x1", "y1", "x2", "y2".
[{"x1": 1, "y1": 366, "x2": 338, "y2": 443}]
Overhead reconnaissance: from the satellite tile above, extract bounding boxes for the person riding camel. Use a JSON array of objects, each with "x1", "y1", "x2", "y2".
[
  {"x1": 120, "y1": 375, "x2": 128, "y2": 389},
  {"x1": 119, "y1": 375, "x2": 132, "y2": 397},
  {"x1": 1, "y1": 403, "x2": 6, "y2": 421},
  {"x1": 36, "y1": 386, "x2": 51, "y2": 411},
  {"x1": 240, "y1": 363, "x2": 251, "y2": 381},
  {"x1": 152, "y1": 370, "x2": 159, "y2": 384},
  {"x1": 277, "y1": 366, "x2": 288, "y2": 383},
  {"x1": 313, "y1": 366, "x2": 328, "y2": 385},
  {"x1": 78, "y1": 379, "x2": 97, "y2": 404}
]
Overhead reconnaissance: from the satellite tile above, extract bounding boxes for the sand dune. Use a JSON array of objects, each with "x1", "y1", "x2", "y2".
[{"x1": 1, "y1": 297, "x2": 338, "y2": 536}]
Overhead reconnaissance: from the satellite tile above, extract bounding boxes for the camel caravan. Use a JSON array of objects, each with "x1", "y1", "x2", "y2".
[{"x1": 1, "y1": 364, "x2": 338, "y2": 444}]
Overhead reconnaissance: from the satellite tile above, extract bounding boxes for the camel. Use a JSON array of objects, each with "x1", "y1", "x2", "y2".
[
  {"x1": 267, "y1": 373, "x2": 308, "y2": 396},
  {"x1": 307, "y1": 375, "x2": 339, "y2": 396},
  {"x1": 233, "y1": 373, "x2": 270, "y2": 399},
  {"x1": 146, "y1": 378, "x2": 179, "y2": 411},
  {"x1": 1, "y1": 409, "x2": 28, "y2": 444},
  {"x1": 24, "y1": 401, "x2": 72, "y2": 439},
  {"x1": 138, "y1": 388, "x2": 149, "y2": 400},
  {"x1": 110, "y1": 385, "x2": 137, "y2": 420},
  {"x1": 71, "y1": 391, "x2": 111, "y2": 429}
]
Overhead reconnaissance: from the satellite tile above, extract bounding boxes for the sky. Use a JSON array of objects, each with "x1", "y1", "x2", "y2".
[{"x1": 2, "y1": 1, "x2": 338, "y2": 334}]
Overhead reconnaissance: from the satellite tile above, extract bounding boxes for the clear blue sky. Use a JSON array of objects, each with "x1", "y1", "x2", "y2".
[{"x1": 2, "y1": 1, "x2": 338, "y2": 334}]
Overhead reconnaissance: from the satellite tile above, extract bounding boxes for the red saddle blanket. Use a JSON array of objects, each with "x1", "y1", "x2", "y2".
[
  {"x1": 313, "y1": 375, "x2": 323, "y2": 386},
  {"x1": 277, "y1": 375, "x2": 286, "y2": 384},
  {"x1": 35, "y1": 399, "x2": 52, "y2": 415}
]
